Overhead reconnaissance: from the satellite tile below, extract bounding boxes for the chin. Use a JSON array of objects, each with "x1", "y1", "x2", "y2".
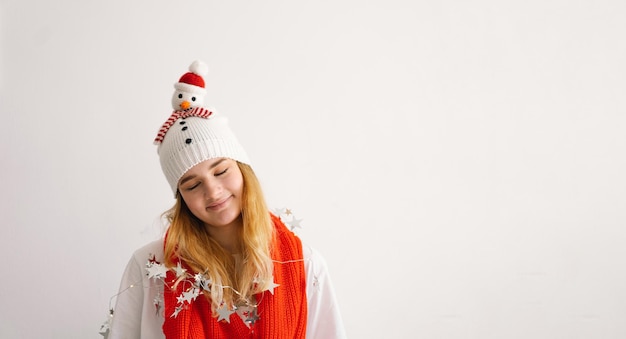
[{"x1": 209, "y1": 211, "x2": 242, "y2": 228}]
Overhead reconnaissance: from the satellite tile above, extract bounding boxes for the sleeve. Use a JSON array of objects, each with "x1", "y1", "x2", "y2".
[
  {"x1": 108, "y1": 240, "x2": 165, "y2": 339},
  {"x1": 108, "y1": 254, "x2": 144, "y2": 339},
  {"x1": 304, "y1": 245, "x2": 347, "y2": 339}
]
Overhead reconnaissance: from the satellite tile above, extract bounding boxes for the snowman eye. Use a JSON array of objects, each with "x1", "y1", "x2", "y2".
[
  {"x1": 178, "y1": 94, "x2": 183, "y2": 99},
  {"x1": 191, "y1": 97, "x2": 196, "y2": 102}
]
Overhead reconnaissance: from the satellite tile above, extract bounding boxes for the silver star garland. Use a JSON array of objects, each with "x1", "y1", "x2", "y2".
[
  {"x1": 154, "y1": 292, "x2": 163, "y2": 315},
  {"x1": 274, "y1": 207, "x2": 304, "y2": 231},
  {"x1": 217, "y1": 303, "x2": 236, "y2": 323},
  {"x1": 244, "y1": 308, "x2": 260, "y2": 325},
  {"x1": 102, "y1": 208, "x2": 310, "y2": 335}
]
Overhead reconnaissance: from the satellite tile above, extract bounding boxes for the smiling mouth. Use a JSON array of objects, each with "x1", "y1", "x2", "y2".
[{"x1": 207, "y1": 196, "x2": 231, "y2": 210}]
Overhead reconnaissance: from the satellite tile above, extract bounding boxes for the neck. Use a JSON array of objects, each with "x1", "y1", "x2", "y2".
[{"x1": 205, "y1": 217, "x2": 243, "y2": 254}]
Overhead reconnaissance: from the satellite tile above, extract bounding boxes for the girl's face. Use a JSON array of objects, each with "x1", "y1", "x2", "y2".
[{"x1": 178, "y1": 158, "x2": 244, "y2": 230}]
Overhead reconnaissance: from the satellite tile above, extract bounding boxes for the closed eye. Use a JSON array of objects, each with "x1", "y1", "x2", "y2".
[
  {"x1": 216, "y1": 168, "x2": 228, "y2": 176},
  {"x1": 185, "y1": 182, "x2": 200, "y2": 191}
]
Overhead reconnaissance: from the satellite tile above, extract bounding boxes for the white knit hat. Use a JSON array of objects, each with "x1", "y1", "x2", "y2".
[
  {"x1": 155, "y1": 61, "x2": 250, "y2": 195},
  {"x1": 157, "y1": 113, "x2": 251, "y2": 195}
]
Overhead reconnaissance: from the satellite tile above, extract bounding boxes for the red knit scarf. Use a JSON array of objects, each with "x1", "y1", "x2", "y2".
[{"x1": 162, "y1": 214, "x2": 307, "y2": 338}]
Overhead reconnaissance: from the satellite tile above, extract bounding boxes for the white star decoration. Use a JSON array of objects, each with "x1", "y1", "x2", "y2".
[
  {"x1": 273, "y1": 207, "x2": 286, "y2": 216},
  {"x1": 103, "y1": 207, "x2": 308, "y2": 331},
  {"x1": 181, "y1": 288, "x2": 200, "y2": 304},
  {"x1": 217, "y1": 304, "x2": 235, "y2": 323},
  {"x1": 171, "y1": 305, "x2": 183, "y2": 318},
  {"x1": 313, "y1": 275, "x2": 320, "y2": 290},
  {"x1": 174, "y1": 262, "x2": 186, "y2": 277},
  {"x1": 245, "y1": 308, "x2": 260, "y2": 325},
  {"x1": 154, "y1": 293, "x2": 163, "y2": 315},
  {"x1": 275, "y1": 207, "x2": 304, "y2": 231},
  {"x1": 286, "y1": 217, "x2": 302, "y2": 230},
  {"x1": 267, "y1": 278, "x2": 280, "y2": 295},
  {"x1": 98, "y1": 321, "x2": 110, "y2": 336},
  {"x1": 146, "y1": 262, "x2": 168, "y2": 280},
  {"x1": 194, "y1": 273, "x2": 211, "y2": 291}
]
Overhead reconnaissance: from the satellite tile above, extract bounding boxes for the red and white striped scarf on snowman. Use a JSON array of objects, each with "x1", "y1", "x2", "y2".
[{"x1": 154, "y1": 107, "x2": 213, "y2": 144}]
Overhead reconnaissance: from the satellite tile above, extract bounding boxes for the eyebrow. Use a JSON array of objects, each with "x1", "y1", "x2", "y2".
[{"x1": 178, "y1": 158, "x2": 228, "y2": 187}]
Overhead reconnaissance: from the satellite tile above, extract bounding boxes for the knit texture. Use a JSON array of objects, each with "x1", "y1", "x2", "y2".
[
  {"x1": 162, "y1": 215, "x2": 308, "y2": 338},
  {"x1": 178, "y1": 72, "x2": 205, "y2": 89},
  {"x1": 174, "y1": 60, "x2": 208, "y2": 94},
  {"x1": 156, "y1": 114, "x2": 251, "y2": 196},
  {"x1": 154, "y1": 107, "x2": 214, "y2": 144}
]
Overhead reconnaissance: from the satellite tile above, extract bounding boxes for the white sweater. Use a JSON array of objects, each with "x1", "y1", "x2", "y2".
[{"x1": 108, "y1": 238, "x2": 347, "y2": 338}]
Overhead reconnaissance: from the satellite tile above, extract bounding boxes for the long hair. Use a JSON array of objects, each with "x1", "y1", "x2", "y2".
[{"x1": 163, "y1": 162, "x2": 275, "y2": 314}]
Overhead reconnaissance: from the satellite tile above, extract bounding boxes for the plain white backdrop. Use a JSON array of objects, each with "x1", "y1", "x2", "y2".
[{"x1": 1, "y1": 0, "x2": 625, "y2": 338}]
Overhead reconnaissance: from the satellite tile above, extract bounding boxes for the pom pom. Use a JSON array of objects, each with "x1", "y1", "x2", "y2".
[{"x1": 189, "y1": 60, "x2": 209, "y2": 76}]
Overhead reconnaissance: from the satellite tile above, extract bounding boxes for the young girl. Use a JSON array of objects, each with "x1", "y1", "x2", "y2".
[{"x1": 107, "y1": 62, "x2": 346, "y2": 338}]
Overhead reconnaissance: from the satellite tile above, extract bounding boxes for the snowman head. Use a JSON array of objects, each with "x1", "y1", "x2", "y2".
[{"x1": 172, "y1": 60, "x2": 209, "y2": 110}]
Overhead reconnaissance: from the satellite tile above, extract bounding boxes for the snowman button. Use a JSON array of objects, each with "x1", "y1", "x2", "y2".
[
  {"x1": 182, "y1": 126, "x2": 188, "y2": 131},
  {"x1": 185, "y1": 138, "x2": 192, "y2": 144},
  {"x1": 180, "y1": 121, "x2": 186, "y2": 125}
]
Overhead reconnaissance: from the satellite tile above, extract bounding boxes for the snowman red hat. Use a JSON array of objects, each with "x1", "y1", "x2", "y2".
[
  {"x1": 174, "y1": 60, "x2": 208, "y2": 94},
  {"x1": 172, "y1": 60, "x2": 209, "y2": 111}
]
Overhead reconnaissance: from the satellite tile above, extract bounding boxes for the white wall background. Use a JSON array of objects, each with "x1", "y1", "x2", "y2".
[{"x1": 1, "y1": 0, "x2": 625, "y2": 338}]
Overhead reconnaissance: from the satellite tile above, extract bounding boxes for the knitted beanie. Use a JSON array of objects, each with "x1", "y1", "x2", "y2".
[{"x1": 156, "y1": 62, "x2": 251, "y2": 196}]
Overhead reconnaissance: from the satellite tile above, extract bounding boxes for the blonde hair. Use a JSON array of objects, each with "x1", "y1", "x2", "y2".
[{"x1": 163, "y1": 162, "x2": 275, "y2": 314}]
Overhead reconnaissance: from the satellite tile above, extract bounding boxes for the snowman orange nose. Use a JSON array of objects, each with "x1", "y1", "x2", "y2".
[{"x1": 180, "y1": 101, "x2": 191, "y2": 110}]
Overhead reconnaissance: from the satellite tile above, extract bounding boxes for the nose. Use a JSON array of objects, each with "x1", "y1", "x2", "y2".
[
  {"x1": 202, "y1": 180, "x2": 222, "y2": 201},
  {"x1": 180, "y1": 101, "x2": 191, "y2": 110}
]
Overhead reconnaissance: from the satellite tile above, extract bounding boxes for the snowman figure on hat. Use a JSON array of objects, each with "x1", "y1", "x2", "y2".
[
  {"x1": 154, "y1": 60, "x2": 215, "y2": 144},
  {"x1": 172, "y1": 60, "x2": 208, "y2": 111}
]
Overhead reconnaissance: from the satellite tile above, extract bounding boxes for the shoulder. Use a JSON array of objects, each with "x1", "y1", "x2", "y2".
[
  {"x1": 302, "y1": 243, "x2": 326, "y2": 266},
  {"x1": 301, "y1": 242, "x2": 330, "y2": 276},
  {"x1": 130, "y1": 238, "x2": 165, "y2": 264},
  {"x1": 272, "y1": 214, "x2": 305, "y2": 256}
]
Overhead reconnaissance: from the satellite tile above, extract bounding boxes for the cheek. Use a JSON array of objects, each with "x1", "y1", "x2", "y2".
[
  {"x1": 181, "y1": 193, "x2": 202, "y2": 211},
  {"x1": 229, "y1": 175, "x2": 244, "y2": 196}
]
